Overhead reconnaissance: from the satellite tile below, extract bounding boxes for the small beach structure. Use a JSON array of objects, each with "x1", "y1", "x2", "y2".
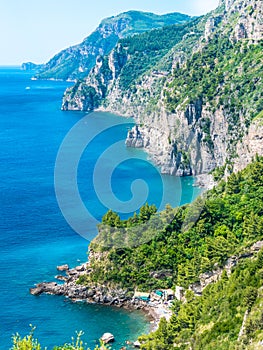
[
  {"x1": 151, "y1": 290, "x2": 163, "y2": 301},
  {"x1": 133, "y1": 291, "x2": 150, "y2": 301},
  {"x1": 155, "y1": 290, "x2": 163, "y2": 297}
]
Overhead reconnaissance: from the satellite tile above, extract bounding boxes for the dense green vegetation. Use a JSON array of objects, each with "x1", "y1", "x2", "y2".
[
  {"x1": 117, "y1": 18, "x2": 203, "y2": 90},
  {"x1": 102, "y1": 11, "x2": 192, "y2": 38},
  {"x1": 139, "y1": 251, "x2": 263, "y2": 349},
  {"x1": 101, "y1": 203, "x2": 157, "y2": 228},
  {"x1": 84, "y1": 158, "x2": 263, "y2": 293},
  {"x1": 79, "y1": 157, "x2": 263, "y2": 349},
  {"x1": 165, "y1": 35, "x2": 263, "y2": 138}
]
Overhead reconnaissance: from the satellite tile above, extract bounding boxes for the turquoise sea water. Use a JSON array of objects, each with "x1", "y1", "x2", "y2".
[{"x1": 0, "y1": 67, "x2": 201, "y2": 349}]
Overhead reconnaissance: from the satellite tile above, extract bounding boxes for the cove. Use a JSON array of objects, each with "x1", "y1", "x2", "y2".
[{"x1": 0, "y1": 67, "x2": 201, "y2": 349}]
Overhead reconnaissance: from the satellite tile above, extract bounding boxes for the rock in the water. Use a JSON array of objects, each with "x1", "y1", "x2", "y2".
[
  {"x1": 55, "y1": 275, "x2": 68, "y2": 282},
  {"x1": 101, "y1": 332, "x2": 114, "y2": 344},
  {"x1": 57, "y1": 264, "x2": 69, "y2": 271},
  {"x1": 30, "y1": 282, "x2": 64, "y2": 296},
  {"x1": 30, "y1": 287, "x2": 43, "y2": 296}
]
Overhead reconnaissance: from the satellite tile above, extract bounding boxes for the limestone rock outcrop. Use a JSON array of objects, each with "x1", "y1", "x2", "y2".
[
  {"x1": 234, "y1": 119, "x2": 263, "y2": 172},
  {"x1": 62, "y1": 0, "x2": 263, "y2": 177},
  {"x1": 223, "y1": 0, "x2": 263, "y2": 42}
]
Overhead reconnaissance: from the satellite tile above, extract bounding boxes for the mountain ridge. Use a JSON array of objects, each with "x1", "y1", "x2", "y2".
[
  {"x1": 62, "y1": 0, "x2": 263, "y2": 179},
  {"x1": 34, "y1": 11, "x2": 192, "y2": 81}
]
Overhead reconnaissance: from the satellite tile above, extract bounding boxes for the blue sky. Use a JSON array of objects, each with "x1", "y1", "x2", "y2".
[{"x1": 0, "y1": 0, "x2": 218, "y2": 65}]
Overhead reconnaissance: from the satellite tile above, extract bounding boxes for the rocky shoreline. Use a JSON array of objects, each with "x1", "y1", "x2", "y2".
[
  {"x1": 30, "y1": 240, "x2": 263, "y2": 348},
  {"x1": 30, "y1": 263, "x2": 170, "y2": 333},
  {"x1": 31, "y1": 263, "x2": 142, "y2": 307},
  {"x1": 31, "y1": 240, "x2": 263, "y2": 309}
]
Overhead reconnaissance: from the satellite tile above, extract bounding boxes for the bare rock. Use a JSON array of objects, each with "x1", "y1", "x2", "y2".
[
  {"x1": 57, "y1": 264, "x2": 69, "y2": 271},
  {"x1": 134, "y1": 340, "x2": 141, "y2": 348},
  {"x1": 75, "y1": 265, "x2": 85, "y2": 272},
  {"x1": 125, "y1": 125, "x2": 144, "y2": 148},
  {"x1": 250, "y1": 241, "x2": 263, "y2": 252},
  {"x1": 30, "y1": 287, "x2": 43, "y2": 296},
  {"x1": 101, "y1": 332, "x2": 114, "y2": 344},
  {"x1": 30, "y1": 282, "x2": 63, "y2": 296},
  {"x1": 55, "y1": 275, "x2": 68, "y2": 282},
  {"x1": 67, "y1": 269, "x2": 78, "y2": 276}
]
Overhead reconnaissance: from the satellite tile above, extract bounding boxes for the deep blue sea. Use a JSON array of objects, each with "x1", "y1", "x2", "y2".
[{"x1": 0, "y1": 67, "x2": 201, "y2": 349}]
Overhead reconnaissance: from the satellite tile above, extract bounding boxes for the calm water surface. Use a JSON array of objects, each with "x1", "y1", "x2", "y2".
[{"x1": 0, "y1": 67, "x2": 201, "y2": 349}]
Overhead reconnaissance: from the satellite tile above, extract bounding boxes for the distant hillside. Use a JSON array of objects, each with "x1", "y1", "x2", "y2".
[
  {"x1": 62, "y1": 17, "x2": 203, "y2": 110},
  {"x1": 21, "y1": 62, "x2": 43, "y2": 71},
  {"x1": 35, "y1": 11, "x2": 192, "y2": 81}
]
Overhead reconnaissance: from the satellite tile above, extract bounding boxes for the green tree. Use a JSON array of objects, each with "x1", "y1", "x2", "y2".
[
  {"x1": 243, "y1": 286, "x2": 258, "y2": 311},
  {"x1": 139, "y1": 203, "x2": 157, "y2": 222},
  {"x1": 102, "y1": 210, "x2": 121, "y2": 227}
]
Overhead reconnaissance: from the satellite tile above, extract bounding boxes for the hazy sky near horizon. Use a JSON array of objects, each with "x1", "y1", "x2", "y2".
[{"x1": 0, "y1": 0, "x2": 218, "y2": 65}]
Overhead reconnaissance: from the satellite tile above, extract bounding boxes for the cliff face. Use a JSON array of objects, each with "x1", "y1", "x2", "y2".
[
  {"x1": 62, "y1": 0, "x2": 263, "y2": 177},
  {"x1": 234, "y1": 118, "x2": 263, "y2": 172},
  {"x1": 225, "y1": 0, "x2": 263, "y2": 41},
  {"x1": 61, "y1": 17, "x2": 205, "y2": 113},
  {"x1": 35, "y1": 11, "x2": 192, "y2": 81},
  {"x1": 119, "y1": 101, "x2": 227, "y2": 176},
  {"x1": 62, "y1": 44, "x2": 127, "y2": 110}
]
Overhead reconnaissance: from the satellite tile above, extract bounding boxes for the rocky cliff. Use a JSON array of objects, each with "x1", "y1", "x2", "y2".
[
  {"x1": 21, "y1": 62, "x2": 43, "y2": 71},
  {"x1": 35, "y1": 11, "x2": 192, "y2": 81},
  {"x1": 62, "y1": 0, "x2": 263, "y2": 177}
]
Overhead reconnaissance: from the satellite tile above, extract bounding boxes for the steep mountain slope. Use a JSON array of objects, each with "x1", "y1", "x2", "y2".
[
  {"x1": 82, "y1": 157, "x2": 263, "y2": 290},
  {"x1": 63, "y1": 0, "x2": 263, "y2": 177},
  {"x1": 80, "y1": 158, "x2": 263, "y2": 349},
  {"x1": 35, "y1": 11, "x2": 192, "y2": 81},
  {"x1": 62, "y1": 17, "x2": 204, "y2": 109}
]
